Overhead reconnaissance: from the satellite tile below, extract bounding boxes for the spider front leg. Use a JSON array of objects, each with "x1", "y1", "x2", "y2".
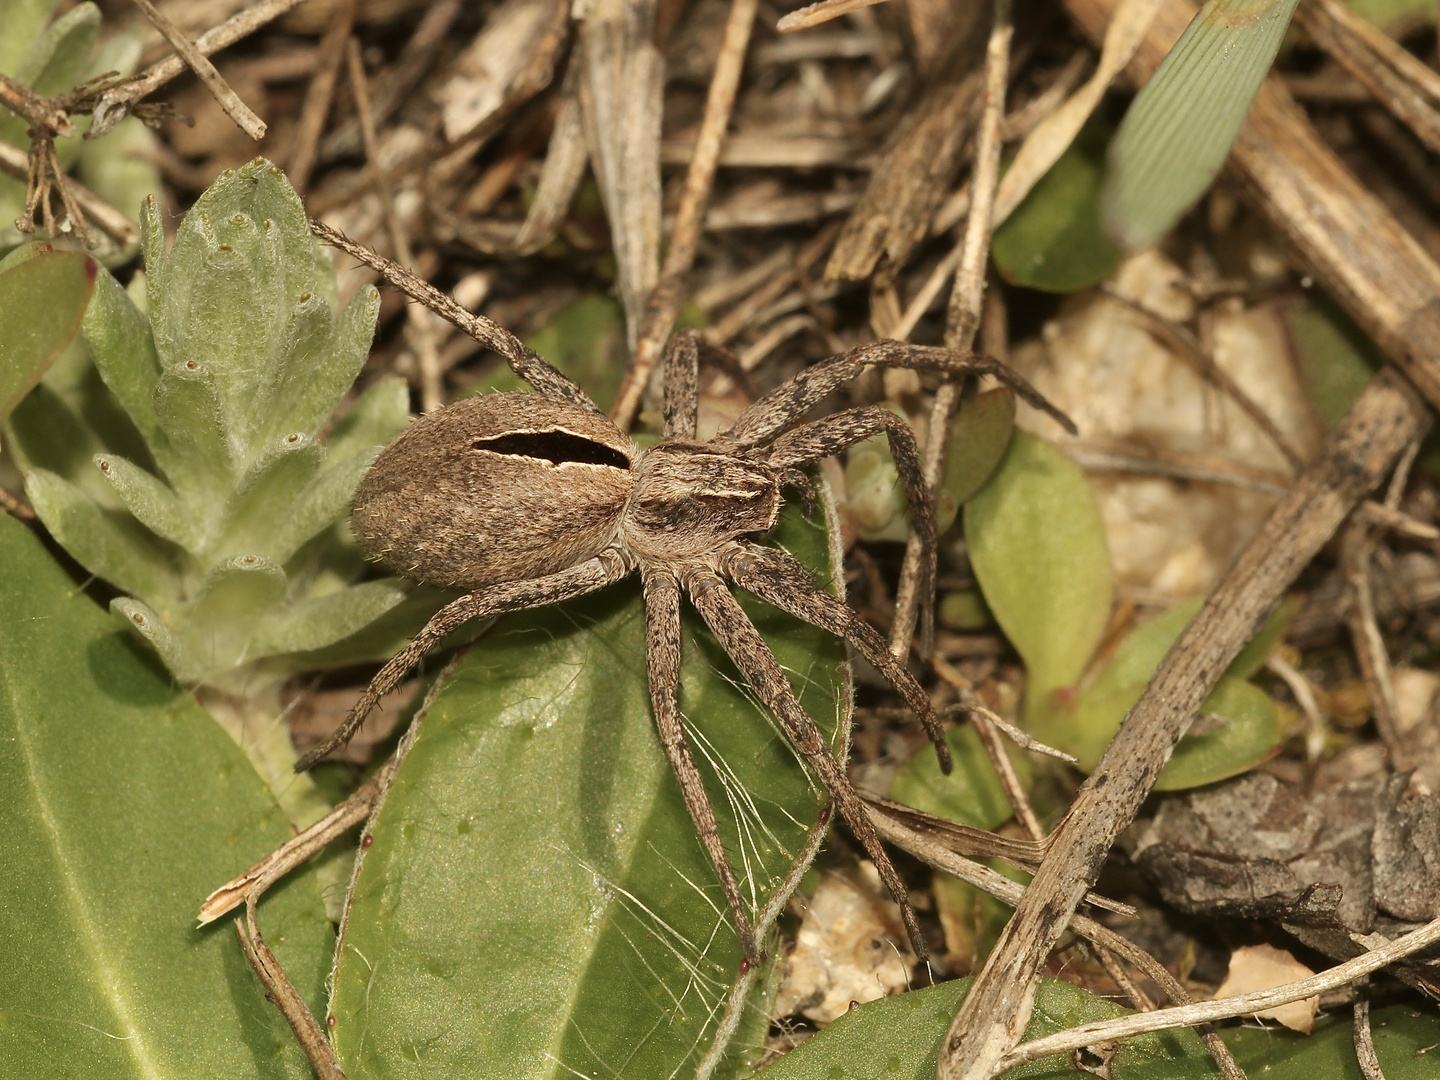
[
  {"x1": 644, "y1": 570, "x2": 760, "y2": 962},
  {"x1": 296, "y1": 553, "x2": 631, "y2": 771},
  {"x1": 721, "y1": 540, "x2": 952, "y2": 774},
  {"x1": 722, "y1": 340, "x2": 1075, "y2": 448},
  {"x1": 685, "y1": 569, "x2": 931, "y2": 960},
  {"x1": 768, "y1": 405, "x2": 938, "y2": 658}
]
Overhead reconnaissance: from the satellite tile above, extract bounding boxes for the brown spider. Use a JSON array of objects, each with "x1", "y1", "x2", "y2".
[{"x1": 299, "y1": 225, "x2": 1073, "y2": 963}]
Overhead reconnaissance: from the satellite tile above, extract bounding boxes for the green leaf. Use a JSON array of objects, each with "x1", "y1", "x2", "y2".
[
  {"x1": 25, "y1": 466, "x2": 178, "y2": 598},
  {"x1": 81, "y1": 256, "x2": 164, "y2": 445},
  {"x1": 991, "y1": 119, "x2": 1122, "y2": 293},
  {"x1": 15, "y1": 2, "x2": 99, "y2": 96},
  {"x1": 0, "y1": 0, "x2": 55, "y2": 77},
  {"x1": 272, "y1": 286, "x2": 380, "y2": 441},
  {"x1": 329, "y1": 503, "x2": 846, "y2": 1078},
  {"x1": 1280, "y1": 295, "x2": 1381, "y2": 428},
  {"x1": 0, "y1": 249, "x2": 95, "y2": 421},
  {"x1": 1343, "y1": 0, "x2": 1435, "y2": 31},
  {"x1": 1155, "y1": 676, "x2": 1282, "y2": 790},
  {"x1": 756, "y1": 971, "x2": 1440, "y2": 1079},
  {"x1": 0, "y1": 513, "x2": 332, "y2": 1078},
  {"x1": 1102, "y1": 0, "x2": 1302, "y2": 251},
  {"x1": 324, "y1": 377, "x2": 410, "y2": 462},
  {"x1": 936, "y1": 389, "x2": 1017, "y2": 531},
  {"x1": 269, "y1": 447, "x2": 380, "y2": 564},
  {"x1": 890, "y1": 724, "x2": 1016, "y2": 830},
  {"x1": 1032, "y1": 599, "x2": 1285, "y2": 784},
  {"x1": 966, "y1": 431, "x2": 1112, "y2": 702},
  {"x1": 218, "y1": 433, "x2": 326, "y2": 560},
  {"x1": 93, "y1": 451, "x2": 196, "y2": 549},
  {"x1": 251, "y1": 579, "x2": 408, "y2": 657}
]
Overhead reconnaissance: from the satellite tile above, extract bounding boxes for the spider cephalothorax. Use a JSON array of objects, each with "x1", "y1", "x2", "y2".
[{"x1": 304, "y1": 278, "x2": 1072, "y2": 961}]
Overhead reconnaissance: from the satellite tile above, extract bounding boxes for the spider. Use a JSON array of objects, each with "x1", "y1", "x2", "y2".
[{"x1": 299, "y1": 225, "x2": 1073, "y2": 963}]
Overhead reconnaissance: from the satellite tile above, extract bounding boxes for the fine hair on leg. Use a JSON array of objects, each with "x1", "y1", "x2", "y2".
[
  {"x1": 644, "y1": 570, "x2": 759, "y2": 961},
  {"x1": 684, "y1": 568, "x2": 930, "y2": 959}
]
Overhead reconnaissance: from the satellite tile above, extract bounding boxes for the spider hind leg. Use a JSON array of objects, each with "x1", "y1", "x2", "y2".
[{"x1": 686, "y1": 568, "x2": 931, "y2": 961}]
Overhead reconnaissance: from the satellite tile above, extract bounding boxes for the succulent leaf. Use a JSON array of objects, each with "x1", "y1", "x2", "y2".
[{"x1": 92, "y1": 452, "x2": 195, "y2": 549}]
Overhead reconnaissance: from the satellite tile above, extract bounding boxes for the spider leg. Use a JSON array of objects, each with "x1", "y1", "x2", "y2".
[
  {"x1": 662, "y1": 331, "x2": 700, "y2": 438},
  {"x1": 684, "y1": 569, "x2": 930, "y2": 960},
  {"x1": 721, "y1": 540, "x2": 953, "y2": 774},
  {"x1": 310, "y1": 219, "x2": 604, "y2": 415},
  {"x1": 643, "y1": 570, "x2": 760, "y2": 962},
  {"x1": 295, "y1": 552, "x2": 632, "y2": 771},
  {"x1": 766, "y1": 405, "x2": 937, "y2": 655},
  {"x1": 720, "y1": 340, "x2": 1075, "y2": 448}
]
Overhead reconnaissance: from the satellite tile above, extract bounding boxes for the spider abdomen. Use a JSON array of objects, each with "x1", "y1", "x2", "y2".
[{"x1": 353, "y1": 393, "x2": 636, "y2": 587}]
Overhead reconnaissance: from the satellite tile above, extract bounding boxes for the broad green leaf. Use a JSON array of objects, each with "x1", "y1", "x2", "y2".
[
  {"x1": 757, "y1": 972, "x2": 1440, "y2": 1079},
  {"x1": 0, "y1": 514, "x2": 332, "y2": 1078},
  {"x1": 890, "y1": 724, "x2": 1015, "y2": 830},
  {"x1": 966, "y1": 431, "x2": 1112, "y2": 702},
  {"x1": 1155, "y1": 676, "x2": 1282, "y2": 790},
  {"x1": 0, "y1": 249, "x2": 95, "y2": 421},
  {"x1": 935, "y1": 389, "x2": 1016, "y2": 532},
  {"x1": 992, "y1": 119, "x2": 1122, "y2": 293},
  {"x1": 0, "y1": 0, "x2": 55, "y2": 76},
  {"x1": 329, "y1": 503, "x2": 847, "y2": 1079},
  {"x1": 1102, "y1": 0, "x2": 1302, "y2": 251},
  {"x1": 1280, "y1": 295, "x2": 1381, "y2": 428},
  {"x1": 1032, "y1": 599, "x2": 1285, "y2": 783}
]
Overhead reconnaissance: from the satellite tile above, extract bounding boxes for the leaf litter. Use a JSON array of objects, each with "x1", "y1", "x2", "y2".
[{"x1": 5, "y1": 0, "x2": 1440, "y2": 1078}]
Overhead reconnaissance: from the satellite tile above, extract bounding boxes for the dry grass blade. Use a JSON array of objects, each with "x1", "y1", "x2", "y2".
[
  {"x1": 1296, "y1": 0, "x2": 1440, "y2": 156},
  {"x1": 889, "y1": 0, "x2": 1010, "y2": 661},
  {"x1": 825, "y1": 12, "x2": 987, "y2": 283},
  {"x1": 91, "y1": 0, "x2": 306, "y2": 137},
  {"x1": 286, "y1": 0, "x2": 356, "y2": 193},
  {"x1": 995, "y1": 913, "x2": 1440, "y2": 1070},
  {"x1": 129, "y1": 0, "x2": 267, "y2": 139},
  {"x1": 612, "y1": 0, "x2": 759, "y2": 429},
  {"x1": 777, "y1": 0, "x2": 896, "y2": 32},
  {"x1": 991, "y1": 0, "x2": 1164, "y2": 223},
  {"x1": 579, "y1": 0, "x2": 663, "y2": 350}
]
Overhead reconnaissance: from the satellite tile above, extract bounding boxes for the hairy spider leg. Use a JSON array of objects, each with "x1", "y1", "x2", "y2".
[
  {"x1": 721, "y1": 340, "x2": 1076, "y2": 448},
  {"x1": 295, "y1": 552, "x2": 632, "y2": 772},
  {"x1": 644, "y1": 570, "x2": 760, "y2": 961},
  {"x1": 769, "y1": 404, "x2": 940, "y2": 664},
  {"x1": 722, "y1": 541, "x2": 952, "y2": 774},
  {"x1": 685, "y1": 569, "x2": 931, "y2": 961},
  {"x1": 662, "y1": 331, "x2": 700, "y2": 439},
  {"x1": 312, "y1": 219, "x2": 605, "y2": 416}
]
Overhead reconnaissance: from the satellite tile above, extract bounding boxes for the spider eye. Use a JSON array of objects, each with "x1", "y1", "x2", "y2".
[{"x1": 469, "y1": 430, "x2": 630, "y2": 469}]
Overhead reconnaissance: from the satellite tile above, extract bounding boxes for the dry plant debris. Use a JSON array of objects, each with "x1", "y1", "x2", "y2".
[{"x1": 7, "y1": 0, "x2": 1440, "y2": 1079}]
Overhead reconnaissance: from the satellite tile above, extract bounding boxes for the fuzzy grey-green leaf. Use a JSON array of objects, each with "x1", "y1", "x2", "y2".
[
  {"x1": 218, "y1": 433, "x2": 325, "y2": 559},
  {"x1": 82, "y1": 257, "x2": 163, "y2": 443},
  {"x1": 26, "y1": 467, "x2": 178, "y2": 598},
  {"x1": 271, "y1": 447, "x2": 380, "y2": 562},
  {"x1": 251, "y1": 579, "x2": 409, "y2": 656},
  {"x1": 276, "y1": 285, "x2": 380, "y2": 439},
  {"x1": 93, "y1": 452, "x2": 195, "y2": 549},
  {"x1": 325, "y1": 377, "x2": 410, "y2": 462}
]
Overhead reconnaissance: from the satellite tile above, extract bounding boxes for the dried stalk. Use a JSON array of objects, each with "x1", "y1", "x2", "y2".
[
  {"x1": 287, "y1": 0, "x2": 355, "y2": 193},
  {"x1": 129, "y1": 0, "x2": 266, "y2": 138},
  {"x1": 92, "y1": 0, "x2": 306, "y2": 136},
  {"x1": 996, "y1": 913, "x2": 1440, "y2": 1070},
  {"x1": 889, "y1": 0, "x2": 1010, "y2": 661},
  {"x1": 611, "y1": 0, "x2": 759, "y2": 429},
  {"x1": 346, "y1": 40, "x2": 442, "y2": 413}
]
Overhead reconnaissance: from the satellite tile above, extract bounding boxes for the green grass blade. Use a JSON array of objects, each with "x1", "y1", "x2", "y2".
[{"x1": 1102, "y1": 0, "x2": 1301, "y2": 250}]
